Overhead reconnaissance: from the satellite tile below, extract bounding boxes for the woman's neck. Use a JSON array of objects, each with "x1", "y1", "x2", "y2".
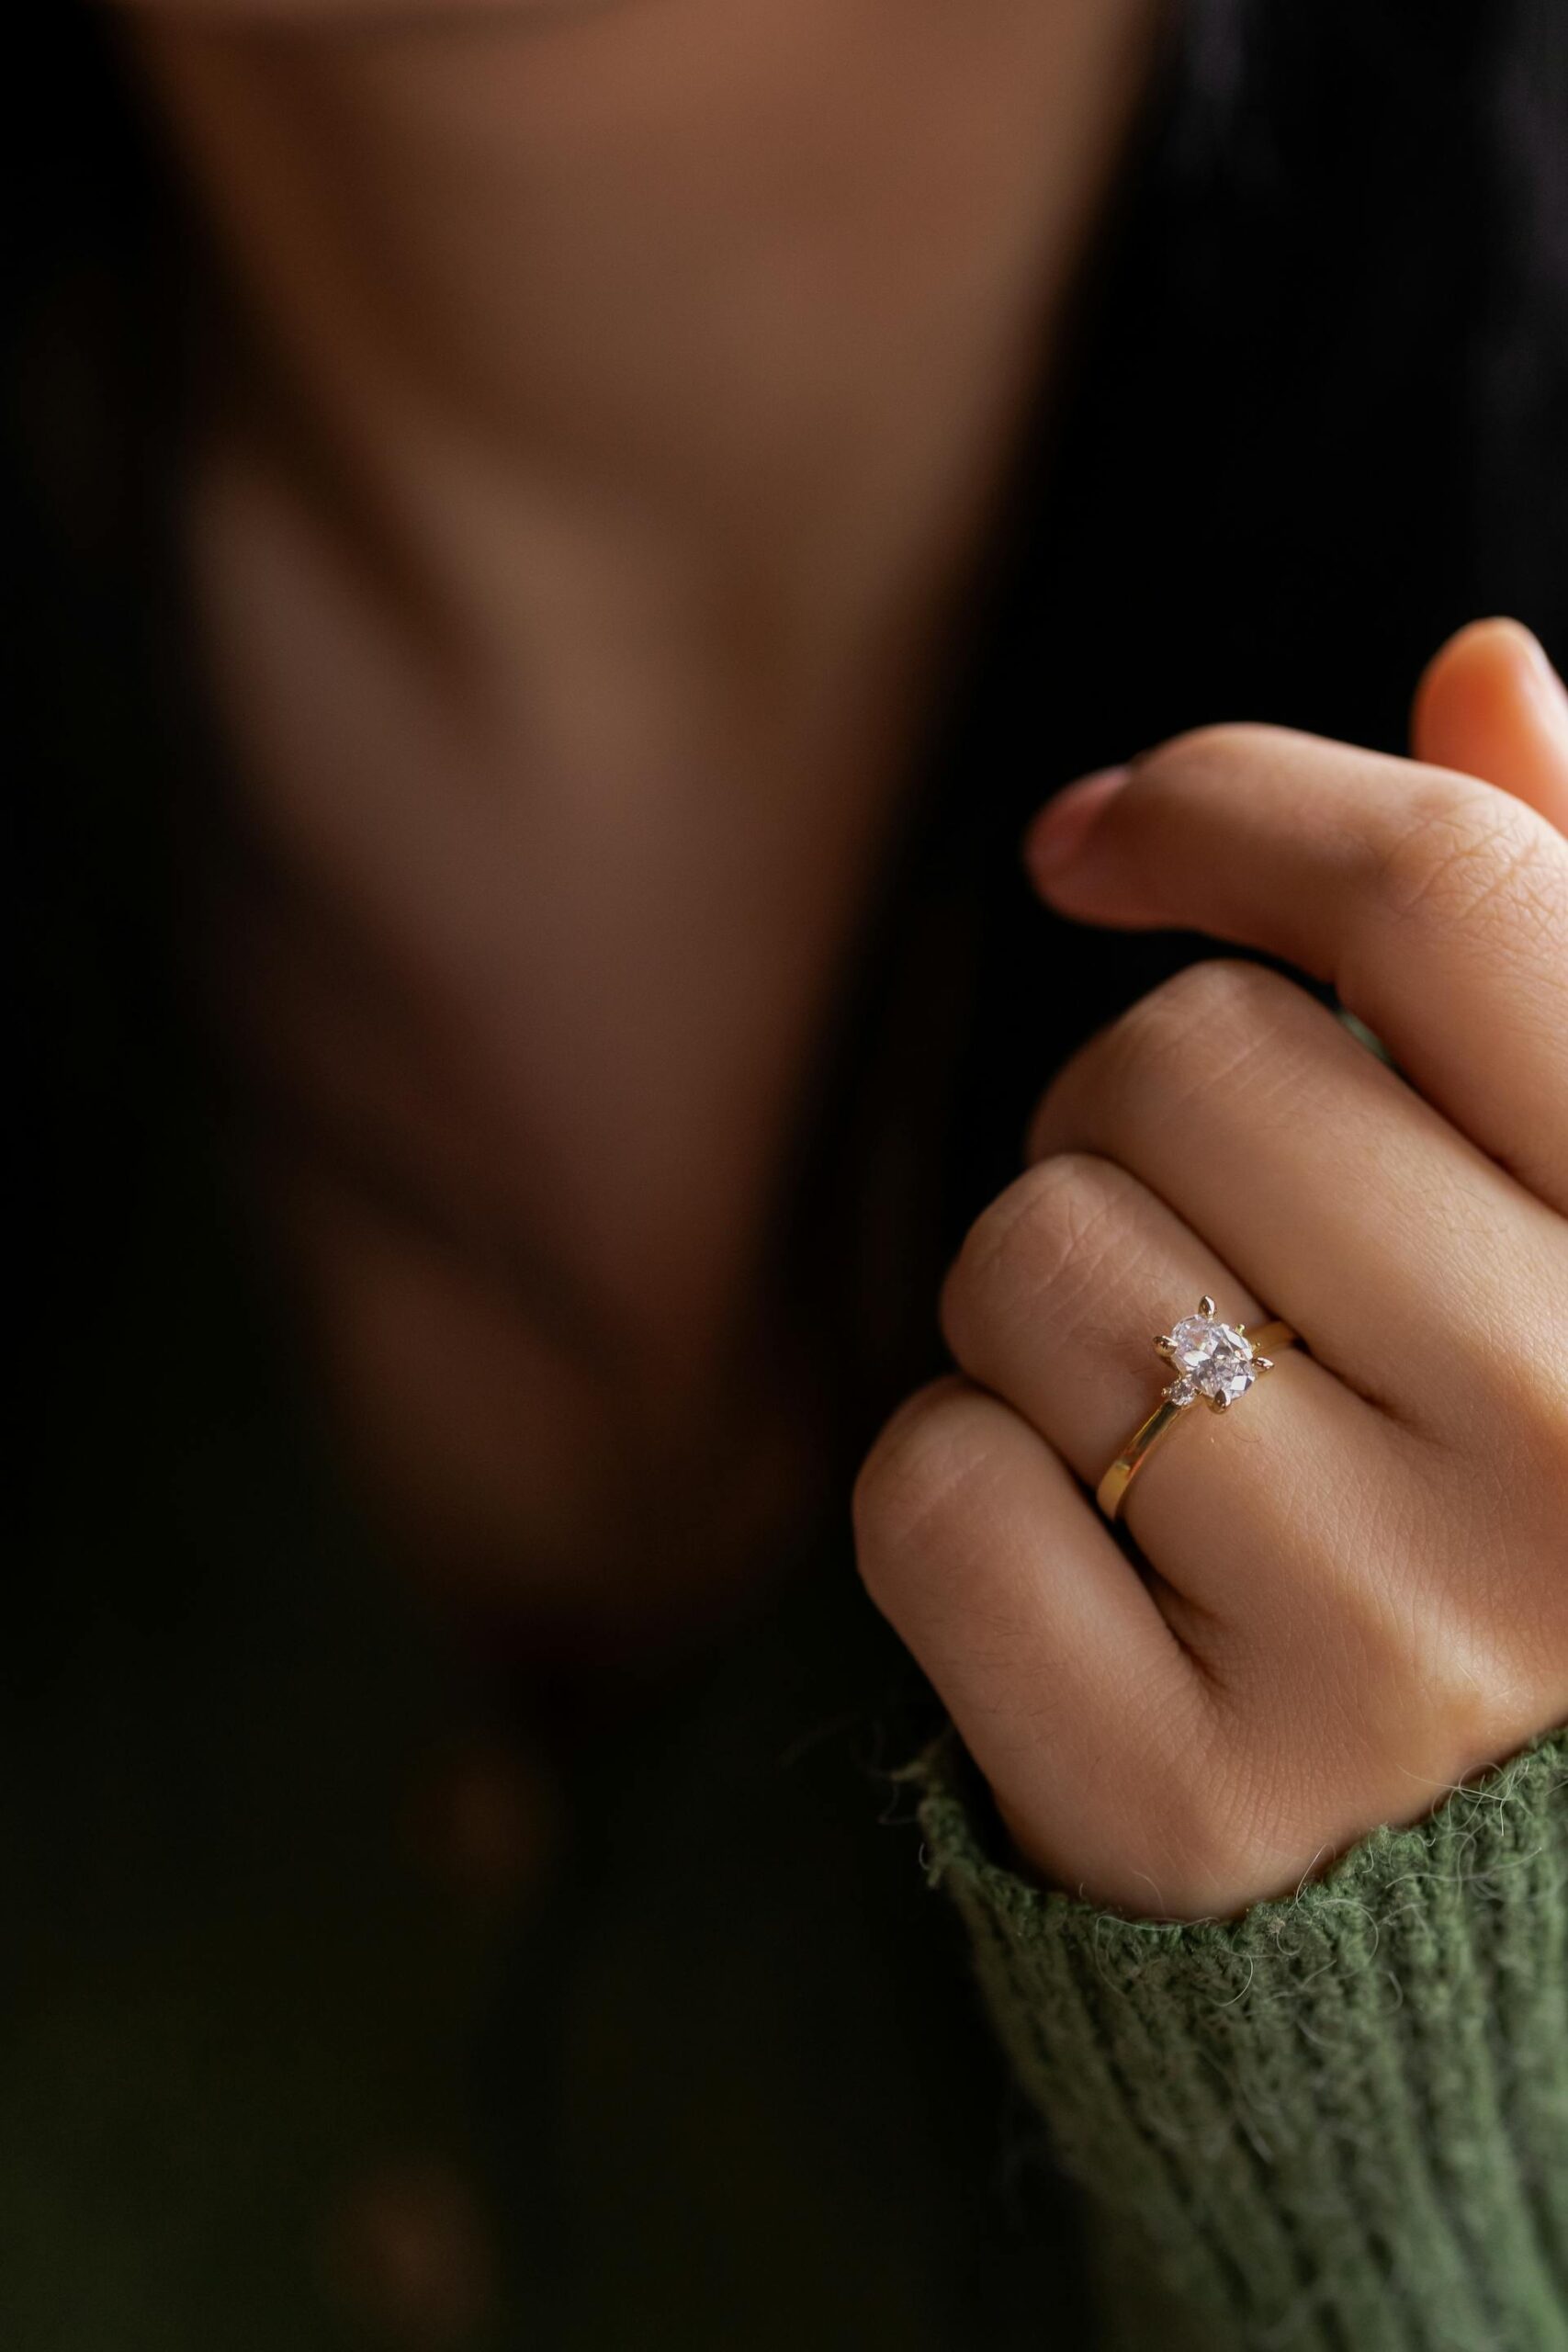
[{"x1": 132, "y1": 0, "x2": 1159, "y2": 1622}]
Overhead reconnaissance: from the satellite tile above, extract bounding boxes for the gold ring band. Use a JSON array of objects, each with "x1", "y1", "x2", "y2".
[{"x1": 1096, "y1": 1298, "x2": 1299, "y2": 1523}]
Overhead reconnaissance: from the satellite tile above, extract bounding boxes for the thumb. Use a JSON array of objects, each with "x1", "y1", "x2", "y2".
[{"x1": 1411, "y1": 616, "x2": 1568, "y2": 836}]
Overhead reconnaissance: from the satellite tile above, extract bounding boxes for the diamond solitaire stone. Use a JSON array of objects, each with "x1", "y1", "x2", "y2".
[{"x1": 1159, "y1": 1303, "x2": 1261, "y2": 1411}]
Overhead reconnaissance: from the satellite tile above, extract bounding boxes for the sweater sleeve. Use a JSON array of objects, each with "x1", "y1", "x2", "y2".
[{"x1": 914, "y1": 1728, "x2": 1568, "y2": 2352}]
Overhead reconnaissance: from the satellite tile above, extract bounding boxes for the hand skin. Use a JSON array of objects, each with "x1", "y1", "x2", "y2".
[{"x1": 853, "y1": 619, "x2": 1568, "y2": 1919}]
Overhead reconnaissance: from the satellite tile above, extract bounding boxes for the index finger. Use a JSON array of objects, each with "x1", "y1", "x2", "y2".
[{"x1": 1026, "y1": 726, "x2": 1568, "y2": 1213}]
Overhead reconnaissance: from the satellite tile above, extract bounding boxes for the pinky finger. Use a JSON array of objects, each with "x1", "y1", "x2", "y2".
[{"x1": 852, "y1": 1377, "x2": 1220, "y2": 1916}]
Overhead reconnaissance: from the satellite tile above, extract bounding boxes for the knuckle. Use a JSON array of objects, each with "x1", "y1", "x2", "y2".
[
  {"x1": 941, "y1": 1152, "x2": 1134, "y2": 1357},
  {"x1": 851, "y1": 1378, "x2": 998, "y2": 1594},
  {"x1": 1365, "y1": 1614, "x2": 1538, "y2": 1805},
  {"x1": 1442, "y1": 1341, "x2": 1568, "y2": 1645},
  {"x1": 1489, "y1": 1340, "x2": 1568, "y2": 1503},
  {"x1": 1293, "y1": 1562, "x2": 1538, "y2": 1804},
  {"x1": 1028, "y1": 956, "x2": 1310, "y2": 1166},
  {"x1": 1143, "y1": 953, "x2": 1290, "y2": 1035},
  {"x1": 1412, "y1": 1640, "x2": 1516, "y2": 1765},
  {"x1": 1095, "y1": 956, "x2": 1298, "y2": 1108},
  {"x1": 1354, "y1": 1584, "x2": 1502, "y2": 1759},
  {"x1": 1139, "y1": 720, "x2": 1289, "y2": 793},
  {"x1": 1540, "y1": 1362, "x2": 1568, "y2": 1505},
  {"x1": 1367, "y1": 777, "x2": 1566, "y2": 944},
  {"x1": 1136, "y1": 1771, "x2": 1283, "y2": 1920}
]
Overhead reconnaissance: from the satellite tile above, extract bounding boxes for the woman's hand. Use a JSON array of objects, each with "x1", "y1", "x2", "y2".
[{"x1": 853, "y1": 620, "x2": 1568, "y2": 1918}]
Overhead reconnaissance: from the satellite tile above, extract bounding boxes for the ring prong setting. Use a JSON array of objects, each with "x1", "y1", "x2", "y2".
[
  {"x1": 1153, "y1": 1297, "x2": 1265, "y2": 1414},
  {"x1": 1099, "y1": 1303, "x2": 1298, "y2": 1522}
]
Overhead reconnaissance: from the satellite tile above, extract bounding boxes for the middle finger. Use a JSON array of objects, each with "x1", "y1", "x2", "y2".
[
  {"x1": 938, "y1": 1148, "x2": 1390, "y2": 1617},
  {"x1": 1025, "y1": 957, "x2": 1560, "y2": 1423}
]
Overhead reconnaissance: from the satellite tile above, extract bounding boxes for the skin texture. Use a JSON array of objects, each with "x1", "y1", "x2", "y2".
[
  {"x1": 853, "y1": 619, "x2": 1568, "y2": 1918},
  {"x1": 117, "y1": 15, "x2": 1566, "y2": 1908}
]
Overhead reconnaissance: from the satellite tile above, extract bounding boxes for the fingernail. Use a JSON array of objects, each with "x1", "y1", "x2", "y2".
[
  {"x1": 1023, "y1": 765, "x2": 1131, "y2": 884},
  {"x1": 1514, "y1": 625, "x2": 1568, "y2": 748}
]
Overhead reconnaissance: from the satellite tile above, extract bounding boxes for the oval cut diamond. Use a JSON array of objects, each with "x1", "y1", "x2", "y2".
[{"x1": 1164, "y1": 1312, "x2": 1258, "y2": 1408}]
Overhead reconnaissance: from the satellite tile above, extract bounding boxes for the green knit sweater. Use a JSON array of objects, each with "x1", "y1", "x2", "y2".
[
  {"x1": 12, "y1": 1165, "x2": 1568, "y2": 2350},
  {"x1": 919, "y1": 1729, "x2": 1568, "y2": 2352}
]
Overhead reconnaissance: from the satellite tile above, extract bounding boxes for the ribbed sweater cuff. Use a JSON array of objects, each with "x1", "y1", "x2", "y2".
[{"x1": 915, "y1": 1728, "x2": 1568, "y2": 2352}]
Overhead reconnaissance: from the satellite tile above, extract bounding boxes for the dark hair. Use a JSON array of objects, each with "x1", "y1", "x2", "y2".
[{"x1": 13, "y1": 1, "x2": 1568, "y2": 1452}]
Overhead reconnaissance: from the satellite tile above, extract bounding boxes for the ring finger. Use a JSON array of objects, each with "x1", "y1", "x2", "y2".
[
  {"x1": 1023, "y1": 958, "x2": 1561, "y2": 1424},
  {"x1": 939, "y1": 1149, "x2": 1400, "y2": 1629}
]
